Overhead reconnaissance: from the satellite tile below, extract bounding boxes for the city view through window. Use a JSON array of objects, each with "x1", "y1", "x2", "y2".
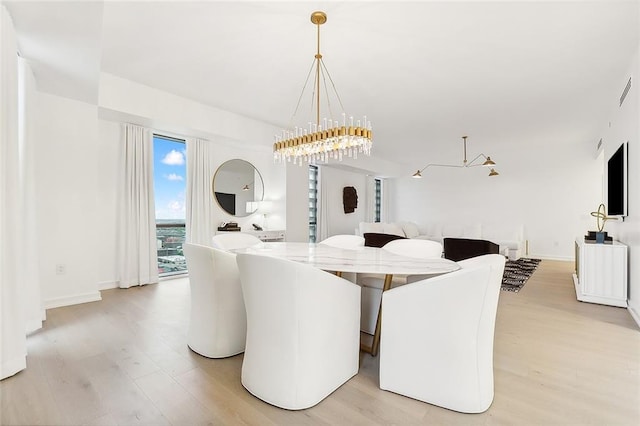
[{"x1": 153, "y1": 135, "x2": 187, "y2": 276}]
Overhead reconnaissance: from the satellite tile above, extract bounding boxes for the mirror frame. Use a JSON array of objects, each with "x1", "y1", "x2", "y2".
[{"x1": 212, "y1": 159, "x2": 264, "y2": 217}]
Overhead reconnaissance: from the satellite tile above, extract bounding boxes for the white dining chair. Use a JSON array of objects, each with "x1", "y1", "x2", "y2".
[
  {"x1": 319, "y1": 235, "x2": 364, "y2": 282},
  {"x1": 357, "y1": 239, "x2": 443, "y2": 334},
  {"x1": 319, "y1": 234, "x2": 365, "y2": 249},
  {"x1": 379, "y1": 254, "x2": 506, "y2": 413},
  {"x1": 236, "y1": 252, "x2": 360, "y2": 410},
  {"x1": 183, "y1": 243, "x2": 247, "y2": 358},
  {"x1": 382, "y1": 238, "x2": 443, "y2": 258},
  {"x1": 211, "y1": 232, "x2": 262, "y2": 250}
]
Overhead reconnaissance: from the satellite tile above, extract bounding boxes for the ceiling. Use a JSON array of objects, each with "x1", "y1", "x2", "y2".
[{"x1": 5, "y1": 0, "x2": 639, "y2": 169}]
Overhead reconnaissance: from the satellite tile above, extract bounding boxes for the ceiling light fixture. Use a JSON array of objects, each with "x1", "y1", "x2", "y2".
[
  {"x1": 273, "y1": 11, "x2": 372, "y2": 164},
  {"x1": 412, "y1": 136, "x2": 499, "y2": 178}
]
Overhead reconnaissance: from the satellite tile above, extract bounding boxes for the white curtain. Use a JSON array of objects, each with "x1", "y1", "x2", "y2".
[
  {"x1": 185, "y1": 137, "x2": 214, "y2": 245},
  {"x1": 317, "y1": 166, "x2": 330, "y2": 241},
  {"x1": 381, "y1": 178, "x2": 390, "y2": 223},
  {"x1": 117, "y1": 124, "x2": 158, "y2": 288},
  {"x1": 1, "y1": 4, "x2": 26, "y2": 380},
  {"x1": 364, "y1": 176, "x2": 376, "y2": 223}
]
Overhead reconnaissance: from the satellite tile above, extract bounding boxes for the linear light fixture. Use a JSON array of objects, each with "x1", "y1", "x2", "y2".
[
  {"x1": 412, "y1": 136, "x2": 499, "y2": 178},
  {"x1": 272, "y1": 11, "x2": 373, "y2": 164}
]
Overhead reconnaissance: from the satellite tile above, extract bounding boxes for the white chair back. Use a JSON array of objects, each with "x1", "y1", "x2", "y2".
[
  {"x1": 319, "y1": 234, "x2": 365, "y2": 249},
  {"x1": 183, "y1": 243, "x2": 246, "y2": 358},
  {"x1": 358, "y1": 238, "x2": 444, "y2": 334},
  {"x1": 382, "y1": 238, "x2": 442, "y2": 258},
  {"x1": 211, "y1": 232, "x2": 262, "y2": 250},
  {"x1": 379, "y1": 254, "x2": 506, "y2": 413},
  {"x1": 236, "y1": 253, "x2": 360, "y2": 410}
]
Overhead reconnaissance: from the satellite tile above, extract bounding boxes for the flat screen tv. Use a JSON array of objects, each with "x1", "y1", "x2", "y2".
[{"x1": 607, "y1": 142, "x2": 628, "y2": 217}]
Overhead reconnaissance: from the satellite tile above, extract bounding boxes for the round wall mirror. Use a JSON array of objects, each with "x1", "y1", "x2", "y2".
[{"x1": 212, "y1": 159, "x2": 264, "y2": 217}]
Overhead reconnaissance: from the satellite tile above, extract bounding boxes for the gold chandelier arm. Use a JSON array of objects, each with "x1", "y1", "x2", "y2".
[
  {"x1": 419, "y1": 163, "x2": 466, "y2": 172},
  {"x1": 466, "y1": 153, "x2": 488, "y2": 167},
  {"x1": 413, "y1": 163, "x2": 471, "y2": 177},
  {"x1": 319, "y1": 58, "x2": 347, "y2": 117},
  {"x1": 318, "y1": 60, "x2": 336, "y2": 123},
  {"x1": 287, "y1": 58, "x2": 318, "y2": 130}
]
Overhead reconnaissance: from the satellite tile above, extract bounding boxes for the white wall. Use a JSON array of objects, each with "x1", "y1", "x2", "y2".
[
  {"x1": 95, "y1": 119, "x2": 119, "y2": 289},
  {"x1": 98, "y1": 73, "x2": 278, "y2": 145},
  {"x1": 284, "y1": 163, "x2": 375, "y2": 242},
  {"x1": 598, "y1": 46, "x2": 640, "y2": 327},
  {"x1": 284, "y1": 155, "x2": 404, "y2": 242},
  {"x1": 285, "y1": 161, "x2": 310, "y2": 242},
  {"x1": 96, "y1": 120, "x2": 287, "y2": 289},
  {"x1": 97, "y1": 71, "x2": 286, "y2": 231},
  {"x1": 388, "y1": 135, "x2": 601, "y2": 260},
  {"x1": 18, "y1": 57, "x2": 45, "y2": 329},
  {"x1": 35, "y1": 92, "x2": 101, "y2": 308},
  {"x1": 31, "y1": 72, "x2": 288, "y2": 303},
  {"x1": 318, "y1": 166, "x2": 368, "y2": 238}
]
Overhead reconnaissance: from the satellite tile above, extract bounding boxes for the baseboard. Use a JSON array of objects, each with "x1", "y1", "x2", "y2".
[
  {"x1": 1, "y1": 355, "x2": 26, "y2": 380},
  {"x1": 98, "y1": 280, "x2": 118, "y2": 290},
  {"x1": 44, "y1": 291, "x2": 102, "y2": 310},
  {"x1": 628, "y1": 305, "x2": 640, "y2": 329},
  {"x1": 528, "y1": 253, "x2": 573, "y2": 261},
  {"x1": 25, "y1": 317, "x2": 43, "y2": 334}
]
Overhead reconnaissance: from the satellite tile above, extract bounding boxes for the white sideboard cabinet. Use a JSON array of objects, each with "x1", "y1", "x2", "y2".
[{"x1": 573, "y1": 238, "x2": 628, "y2": 307}]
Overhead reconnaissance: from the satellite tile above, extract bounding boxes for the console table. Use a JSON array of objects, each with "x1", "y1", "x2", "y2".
[
  {"x1": 215, "y1": 229, "x2": 285, "y2": 242},
  {"x1": 573, "y1": 238, "x2": 628, "y2": 307}
]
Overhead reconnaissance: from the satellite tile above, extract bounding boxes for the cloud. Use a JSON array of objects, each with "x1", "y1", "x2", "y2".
[
  {"x1": 168, "y1": 201, "x2": 184, "y2": 212},
  {"x1": 165, "y1": 173, "x2": 184, "y2": 181},
  {"x1": 156, "y1": 200, "x2": 186, "y2": 220},
  {"x1": 162, "y1": 150, "x2": 185, "y2": 166}
]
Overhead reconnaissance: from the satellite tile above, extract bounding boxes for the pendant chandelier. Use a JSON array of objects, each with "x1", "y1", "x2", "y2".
[
  {"x1": 412, "y1": 136, "x2": 499, "y2": 178},
  {"x1": 273, "y1": 11, "x2": 373, "y2": 164}
]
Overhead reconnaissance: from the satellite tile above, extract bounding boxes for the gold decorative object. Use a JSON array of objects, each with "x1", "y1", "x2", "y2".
[
  {"x1": 412, "y1": 136, "x2": 499, "y2": 178},
  {"x1": 273, "y1": 11, "x2": 373, "y2": 164},
  {"x1": 590, "y1": 203, "x2": 617, "y2": 232}
]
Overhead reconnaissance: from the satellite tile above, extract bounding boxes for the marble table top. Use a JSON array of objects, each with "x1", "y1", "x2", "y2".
[{"x1": 232, "y1": 242, "x2": 460, "y2": 275}]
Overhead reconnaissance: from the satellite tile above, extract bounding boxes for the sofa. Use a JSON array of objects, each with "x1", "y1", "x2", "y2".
[
  {"x1": 357, "y1": 221, "x2": 524, "y2": 260},
  {"x1": 443, "y1": 238, "x2": 500, "y2": 261}
]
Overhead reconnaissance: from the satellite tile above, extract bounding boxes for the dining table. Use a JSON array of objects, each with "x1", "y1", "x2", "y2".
[{"x1": 233, "y1": 241, "x2": 460, "y2": 356}]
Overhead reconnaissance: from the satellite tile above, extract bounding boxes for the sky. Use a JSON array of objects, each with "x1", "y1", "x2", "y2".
[{"x1": 153, "y1": 135, "x2": 186, "y2": 221}]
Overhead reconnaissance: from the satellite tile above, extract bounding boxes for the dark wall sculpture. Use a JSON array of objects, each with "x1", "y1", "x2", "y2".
[{"x1": 343, "y1": 186, "x2": 358, "y2": 214}]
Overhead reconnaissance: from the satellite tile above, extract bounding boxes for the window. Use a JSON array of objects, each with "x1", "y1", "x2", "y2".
[
  {"x1": 374, "y1": 178, "x2": 382, "y2": 223},
  {"x1": 153, "y1": 134, "x2": 187, "y2": 276},
  {"x1": 308, "y1": 165, "x2": 318, "y2": 242}
]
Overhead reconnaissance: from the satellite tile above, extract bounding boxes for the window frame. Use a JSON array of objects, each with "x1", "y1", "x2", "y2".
[
  {"x1": 308, "y1": 165, "x2": 319, "y2": 243},
  {"x1": 374, "y1": 178, "x2": 382, "y2": 223},
  {"x1": 153, "y1": 133, "x2": 188, "y2": 277}
]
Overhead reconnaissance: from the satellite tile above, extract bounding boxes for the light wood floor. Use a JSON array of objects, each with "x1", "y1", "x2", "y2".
[{"x1": 1, "y1": 260, "x2": 639, "y2": 425}]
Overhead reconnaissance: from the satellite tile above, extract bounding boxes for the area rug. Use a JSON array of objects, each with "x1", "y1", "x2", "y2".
[{"x1": 501, "y1": 258, "x2": 541, "y2": 292}]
